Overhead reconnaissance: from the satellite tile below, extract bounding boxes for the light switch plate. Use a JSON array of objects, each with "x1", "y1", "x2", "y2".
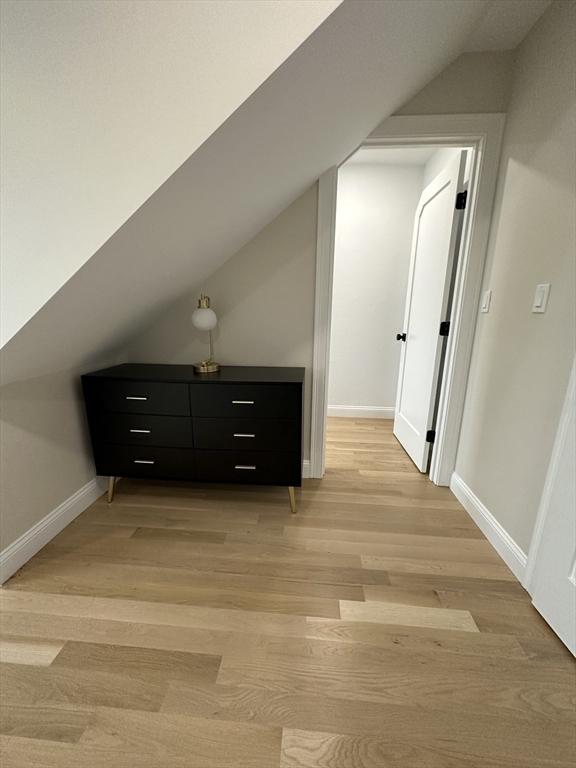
[
  {"x1": 532, "y1": 283, "x2": 551, "y2": 313},
  {"x1": 480, "y1": 289, "x2": 492, "y2": 313}
]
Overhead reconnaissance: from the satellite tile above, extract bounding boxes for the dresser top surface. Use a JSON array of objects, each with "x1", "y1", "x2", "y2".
[{"x1": 82, "y1": 364, "x2": 305, "y2": 385}]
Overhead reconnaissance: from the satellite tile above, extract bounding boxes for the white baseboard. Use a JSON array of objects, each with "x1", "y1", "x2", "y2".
[
  {"x1": 450, "y1": 473, "x2": 527, "y2": 582},
  {"x1": 327, "y1": 405, "x2": 395, "y2": 419},
  {"x1": 302, "y1": 460, "x2": 311, "y2": 479},
  {"x1": 0, "y1": 477, "x2": 106, "y2": 584}
]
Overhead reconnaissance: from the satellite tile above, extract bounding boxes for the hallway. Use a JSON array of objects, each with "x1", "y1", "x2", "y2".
[{"x1": 0, "y1": 419, "x2": 574, "y2": 767}]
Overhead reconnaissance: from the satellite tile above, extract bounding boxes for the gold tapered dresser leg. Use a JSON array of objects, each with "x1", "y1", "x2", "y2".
[
  {"x1": 288, "y1": 486, "x2": 296, "y2": 514},
  {"x1": 107, "y1": 476, "x2": 115, "y2": 504}
]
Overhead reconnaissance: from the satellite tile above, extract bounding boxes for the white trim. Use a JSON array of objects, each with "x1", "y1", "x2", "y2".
[
  {"x1": 327, "y1": 405, "x2": 394, "y2": 419},
  {"x1": 0, "y1": 477, "x2": 106, "y2": 584},
  {"x1": 450, "y1": 472, "x2": 527, "y2": 582},
  {"x1": 310, "y1": 114, "x2": 506, "y2": 484},
  {"x1": 302, "y1": 459, "x2": 311, "y2": 479},
  {"x1": 523, "y1": 357, "x2": 576, "y2": 593},
  {"x1": 309, "y1": 168, "x2": 338, "y2": 479}
]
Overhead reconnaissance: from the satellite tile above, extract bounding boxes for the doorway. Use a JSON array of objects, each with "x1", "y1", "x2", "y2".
[
  {"x1": 326, "y1": 144, "x2": 470, "y2": 477},
  {"x1": 309, "y1": 114, "x2": 506, "y2": 483}
]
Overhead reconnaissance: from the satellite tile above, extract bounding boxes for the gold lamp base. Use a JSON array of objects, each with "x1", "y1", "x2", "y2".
[{"x1": 193, "y1": 360, "x2": 220, "y2": 374}]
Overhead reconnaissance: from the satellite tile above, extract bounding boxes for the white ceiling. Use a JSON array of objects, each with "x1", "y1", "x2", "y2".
[
  {"x1": 465, "y1": 0, "x2": 552, "y2": 51},
  {"x1": 345, "y1": 147, "x2": 437, "y2": 167},
  {"x1": 0, "y1": 0, "x2": 341, "y2": 348}
]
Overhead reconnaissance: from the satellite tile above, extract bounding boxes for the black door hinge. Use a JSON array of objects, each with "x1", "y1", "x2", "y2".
[
  {"x1": 439, "y1": 320, "x2": 450, "y2": 337},
  {"x1": 455, "y1": 191, "x2": 467, "y2": 210},
  {"x1": 426, "y1": 430, "x2": 436, "y2": 444}
]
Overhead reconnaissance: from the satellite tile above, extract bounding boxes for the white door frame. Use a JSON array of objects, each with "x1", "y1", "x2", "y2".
[{"x1": 310, "y1": 113, "x2": 506, "y2": 482}]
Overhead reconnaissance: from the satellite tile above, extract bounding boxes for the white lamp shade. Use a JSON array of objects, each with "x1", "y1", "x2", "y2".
[{"x1": 192, "y1": 306, "x2": 217, "y2": 331}]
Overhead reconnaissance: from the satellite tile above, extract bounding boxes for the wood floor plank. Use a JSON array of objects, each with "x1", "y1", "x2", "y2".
[
  {"x1": 436, "y1": 588, "x2": 538, "y2": 615},
  {"x1": 362, "y1": 554, "x2": 516, "y2": 580},
  {"x1": 518, "y1": 636, "x2": 576, "y2": 665},
  {"x1": 25, "y1": 555, "x2": 364, "y2": 601},
  {"x1": 387, "y1": 571, "x2": 528, "y2": 595},
  {"x1": 280, "y1": 727, "x2": 575, "y2": 768},
  {"x1": 23, "y1": 535, "x2": 363, "y2": 570},
  {"x1": 0, "y1": 705, "x2": 90, "y2": 744},
  {"x1": 1, "y1": 610, "x2": 238, "y2": 657},
  {"x1": 218, "y1": 645, "x2": 574, "y2": 720},
  {"x1": 0, "y1": 663, "x2": 166, "y2": 712},
  {"x1": 81, "y1": 504, "x2": 260, "y2": 531},
  {"x1": 1, "y1": 590, "x2": 309, "y2": 637},
  {"x1": 6, "y1": 560, "x2": 342, "y2": 617},
  {"x1": 246, "y1": 634, "x2": 571, "y2": 684},
  {"x1": 45, "y1": 524, "x2": 137, "y2": 550},
  {"x1": 131, "y1": 527, "x2": 226, "y2": 543},
  {"x1": 275, "y1": 536, "x2": 501, "y2": 564},
  {"x1": 51, "y1": 641, "x2": 221, "y2": 684},
  {"x1": 304, "y1": 617, "x2": 528, "y2": 659},
  {"x1": 282, "y1": 521, "x2": 483, "y2": 541},
  {"x1": 471, "y1": 609, "x2": 565, "y2": 639},
  {"x1": 362, "y1": 584, "x2": 441, "y2": 607},
  {"x1": 76, "y1": 708, "x2": 281, "y2": 768},
  {"x1": 1, "y1": 711, "x2": 282, "y2": 768},
  {"x1": 0, "y1": 636, "x2": 64, "y2": 666},
  {"x1": 281, "y1": 515, "x2": 484, "y2": 538},
  {"x1": 339, "y1": 599, "x2": 478, "y2": 632}
]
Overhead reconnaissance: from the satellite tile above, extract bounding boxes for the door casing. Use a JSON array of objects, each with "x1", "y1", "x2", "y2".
[{"x1": 310, "y1": 113, "x2": 506, "y2": 484}]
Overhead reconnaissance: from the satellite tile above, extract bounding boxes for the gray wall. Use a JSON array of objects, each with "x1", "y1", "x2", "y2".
[
  {"x1": 328, "y1": 162, "x2": 422, "y2": 412},
  {"x1": 397, "y1": 51, "x2": 514, "y2": 116},
  {"x1": 0, "y1": 363, "x2": 114, "y2": 549},
  {"x1": 455, "y1": 0, "x2": 576, "y2": 553},
  {"x1": 126, "y1": 186, "x2": 318, "y2": 460}
]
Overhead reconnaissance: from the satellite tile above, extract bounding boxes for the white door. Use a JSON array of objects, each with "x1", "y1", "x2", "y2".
[
  {"x1": 527, "y1": 360, "x2": 576, "y2": 655},
  {"x1": 393, "y1": 151, "x2": 466, "y2": 471}
]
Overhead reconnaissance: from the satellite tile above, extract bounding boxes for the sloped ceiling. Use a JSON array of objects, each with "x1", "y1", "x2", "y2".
[
  {"x1": 1, "y1": 0, "x2": 492, "y2": 384},
  {"x1": 1, "y1": 0, "x2": 341, "y2": 346},
  {"x1": 464, "y1": 0, "x2": 552, "y2": 51}
]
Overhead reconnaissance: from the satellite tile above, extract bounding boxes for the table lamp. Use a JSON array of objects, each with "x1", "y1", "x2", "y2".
[{"x1": 191, "y1": 294, "x2": 220, "y2": 373}]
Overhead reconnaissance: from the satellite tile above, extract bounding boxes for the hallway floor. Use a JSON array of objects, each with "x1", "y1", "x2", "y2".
[{"x1": 1, "y1": 418, "x2": 574, "y2": 767}]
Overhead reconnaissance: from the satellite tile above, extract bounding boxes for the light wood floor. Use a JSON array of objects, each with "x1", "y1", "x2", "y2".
[{"x1": 1, "y1": 418, "x2": 574, "y2": 767}]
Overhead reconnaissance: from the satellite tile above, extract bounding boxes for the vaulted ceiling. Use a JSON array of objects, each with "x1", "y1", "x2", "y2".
[
  {"x1": 1, "y1": 0, "x2": 549, "y2": 384},
  {"x1": 1, "y1": 0, "x2": 341, "y2": 347}
]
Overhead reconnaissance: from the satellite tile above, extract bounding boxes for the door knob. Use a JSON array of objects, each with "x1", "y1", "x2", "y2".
[{"x1": 396, "y1": 333, "x2": 406, "y2": 342}]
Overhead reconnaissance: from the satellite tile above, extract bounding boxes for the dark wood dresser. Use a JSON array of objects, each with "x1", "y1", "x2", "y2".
[{"x1": 81, "y1": 364, "x2": 304, "y2": 512}]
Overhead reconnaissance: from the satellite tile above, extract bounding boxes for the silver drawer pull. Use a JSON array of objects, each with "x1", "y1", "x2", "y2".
[
  {"x1": 130, "y1": 429, "x2": 151, "y2": 434},
  {"x1": 126, "y1": 396, "x2": 148, "y2": 401},
  {"x1": 235, "y1": 465, "x2": 256, "y2": 470},
  {"x1": 232, "y1": 400, "x2": 254, "y2": 405},
  {"x1": 134, "y1": 459, "x2": 155, "y2": 464},
  {"x1": 233, "y1": 433, "x2": 255, "y2": 438}
]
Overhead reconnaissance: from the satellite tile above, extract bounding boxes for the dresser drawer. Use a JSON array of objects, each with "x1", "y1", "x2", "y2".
[
  {"x1": 94, "y1": 445, "x2": 195, "y2": 480},
  {"x1": 191, "y1": 384, "x2": 300, "y2": 419},
  {"x1": 193, "y1": 417, "x2": 299, "y2": 451},
  {"x1": 94, "y1": 414, "x2": 193, "y2": 448},
  {"x1": 196, "y1": 450, "x2": 300, "y2": 486},
  {"x1": 84, "y1": 379, "x2": 189, "y2": 416}
]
